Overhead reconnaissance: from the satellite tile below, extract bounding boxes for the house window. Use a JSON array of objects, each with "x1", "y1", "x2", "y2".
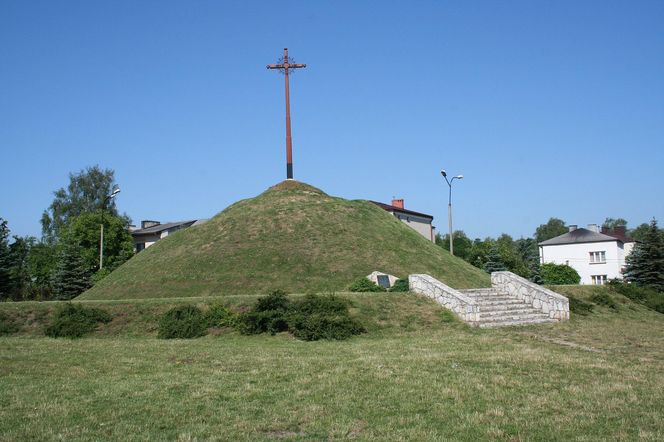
[
  {"x1": 591, "y1": 275, "x2": 607, "y2": 285},
  {"x1": 136, "y1": 243, "x2": 145, "y2": 252},
  {"x1": 589, "y1": 251, "x2": 606, "y2": 263}
]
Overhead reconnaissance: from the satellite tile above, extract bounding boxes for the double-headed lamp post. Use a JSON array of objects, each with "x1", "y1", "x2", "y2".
[
  {"x1": 99, "y1": 187, "x2": 121, "y2": 270},
  {"x1": 440, "y1": 170, "x2": 463, "y2": 256}
]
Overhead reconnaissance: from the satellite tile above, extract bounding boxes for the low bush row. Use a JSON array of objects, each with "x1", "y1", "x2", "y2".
[
  {"x1": 237, "y1": 290, "x2": 365, "y2": 341},
  {"x1": 608, "y1": 280, "x2": 664, "y2": 314}
]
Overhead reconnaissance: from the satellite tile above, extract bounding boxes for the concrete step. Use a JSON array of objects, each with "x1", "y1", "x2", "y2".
[
  {"x1": 475, "y1": 298, "x2": 525, "y2": 306},
  {"x1": 478, "y1": 317, "x2": 557, "y2": 328},
  {"x1": 477, "y1": 303, "x2": 537, "y2": 312},
  {"x1": 479, "y1": 312, "x2": 552, "y2": 323},
  {"x1": 479, "y1": 308, "x2": 544, "y2": 317}
]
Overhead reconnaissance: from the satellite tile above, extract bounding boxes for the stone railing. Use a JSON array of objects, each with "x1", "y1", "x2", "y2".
[
  {"x1": 408, "y1": 274, "x2": 480, "y2": 323},
  {"x1": 491, "y1": 271, "x2": 569, "y2": 321}
]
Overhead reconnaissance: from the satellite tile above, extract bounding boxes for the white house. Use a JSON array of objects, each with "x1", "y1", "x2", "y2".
[
  {"x1": 539, "y1": 224, "x2": 635, "y2": 285},
  {"x1": 130, "y1": 219, "x2": 207, "y2": 252},
  {"x1": 371, "y1": 199, "x2": 435, "y2": 242}
]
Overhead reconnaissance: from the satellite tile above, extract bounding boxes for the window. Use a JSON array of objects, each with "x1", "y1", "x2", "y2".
[
  {"x1": 591, "y1": 275, "x2": 607, "y2": 285},
  {"x1": 136, "y1": 243, "x2": 145, "y2": 252},
  {"x1": 589, "y1": 251, "x2": 606, "y2": 263}
]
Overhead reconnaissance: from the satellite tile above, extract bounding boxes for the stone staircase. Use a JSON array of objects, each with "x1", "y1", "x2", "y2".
[{"x1": 458, "y1": 288, "x2": 557, "y2": 328}]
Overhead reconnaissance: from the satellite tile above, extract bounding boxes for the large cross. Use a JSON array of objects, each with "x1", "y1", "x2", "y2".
[{"x1": 267, "y1": 48, "x2": 306, "y2": 180}]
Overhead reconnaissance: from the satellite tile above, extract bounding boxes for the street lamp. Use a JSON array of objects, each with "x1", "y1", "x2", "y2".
[
  {"x1": 99, "y1": 187, "x2": 121, "y2": 270},
  {"x1": 440, "y1": 170, "x2": 463, "y2": 256}
]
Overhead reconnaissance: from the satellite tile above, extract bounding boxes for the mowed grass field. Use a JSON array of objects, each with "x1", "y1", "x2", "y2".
[{"x1": 1, "y1": 287, "x2": 664, "y2": 441}]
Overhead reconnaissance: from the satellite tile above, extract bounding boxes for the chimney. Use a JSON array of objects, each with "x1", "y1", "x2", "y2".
[
  {"x1": 587, "y1": 223, "x2": 599, "y2": 233},
  {"x1": 568, "y1": 225, "x2": 577, "y2": 232},
  {"x1": 615, "y1": 225, "x2": 626, "y2": 236},
  {"x1": 141, "y1": 220, "x2": 160, "y2": 229},
  {"x1": 392, "y1": 199, "x2": 404, "y2": 209}
]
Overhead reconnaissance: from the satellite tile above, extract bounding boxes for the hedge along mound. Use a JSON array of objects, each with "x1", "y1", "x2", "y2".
[
  {"x1": 81, "y1": 180, "x2": 490, "y2": 300},
  {"x1": 45, "y1": 303, "x2": 112, "y2": 338},
  {"x1": 238, "y1": 291, "x2": 365, "y2": 341}
]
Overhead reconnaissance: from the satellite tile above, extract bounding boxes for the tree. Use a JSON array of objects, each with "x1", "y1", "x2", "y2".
[
  {"x1": 0, "y1": 218, "x2": 11, "y2": 300},
  {"x1": 27, "y1": 242, "x2": 57, "y2": 299},
  {"x1": 540, "y1": 263, "x2": 580, "y2": 285},
  {"x1": 624, "y1": 219, "x2": 664, "y2": 291},
  {"x1": 51, "y1": 236, "x2": 91, "y2": 300},
  {"x1": 483, "y1": 245, "x2": 507, "y2": 274},
  {"x1": 436, "y1": 230, "x2": 473, "y2": 260},
  {"x1": 630, "y1": 222, "x2": 664, "y2": 243},
  {"x1": 603, "y1": 217, "x2": 628, "y2": 230},
  {"x1": 535, "y1": 218, "x2": 567, "y2": 243},
  {"x1": 41, "y1": 166, "x2": 121, "y2": 243},
  {"x1": 65, "y1": 212, "x2": 134, "y2": 274},
  {"x1": 8, "y1": 236, "x2": 35, "y2": 300}
]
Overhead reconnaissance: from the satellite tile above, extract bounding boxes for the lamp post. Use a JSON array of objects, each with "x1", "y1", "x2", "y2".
[
  {"x1": 99, "y1": 187, "x2": 121, "y2": 270},
  {"x1": 440, "y1": 170, "x2": 463, "y2": 255}
]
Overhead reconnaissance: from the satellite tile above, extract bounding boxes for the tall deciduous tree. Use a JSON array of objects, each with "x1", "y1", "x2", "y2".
[
  {"x1": 66, "y1": 212, "x2": 134, "y2": 273},
  {"x1": 41, "y1": 165, "x2": 120, "y2": 243},
  {"x1": 535, "y1": 218, "x2": 567, "y2": 243},
  {"x1": 602, "y1": 217, "x2": 628, "y2": 230},
  {"x1": 624, "y1": 219, "x2": 664, "y2": 291}
]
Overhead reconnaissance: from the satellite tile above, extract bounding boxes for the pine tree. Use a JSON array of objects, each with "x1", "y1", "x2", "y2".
[
  {"x1": 624, "y1": 218, "x2": 664, "y2": 291},
  {"x1": 0, "y1": 219, "x2": 12, "y2": 300},
  {"x1": 483, "y1": 245, "x2": 507, "y2": 274},
  {"x1": 52, "y1": 237, "x2": 91, "y2": 300}
]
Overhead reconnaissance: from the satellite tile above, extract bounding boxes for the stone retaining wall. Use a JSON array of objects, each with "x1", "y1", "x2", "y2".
[
  {"x1": 491, "y1": 271, "x2": 569, "y2": 321},
  {"x1": 408, "y1": 274, "x2": 480, "y2": 323}
]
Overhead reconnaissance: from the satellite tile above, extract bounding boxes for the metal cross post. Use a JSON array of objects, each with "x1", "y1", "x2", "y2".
[{"x1": 267, "y1": 48, "x2": 306, "y2": 180}]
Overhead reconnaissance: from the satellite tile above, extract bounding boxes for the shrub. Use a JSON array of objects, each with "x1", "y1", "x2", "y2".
[
  {"x1": 205, "y1": 304, "x2": 237, "y2": 328},
  {"x1": 608, "y1": 280, "x2": 664, "y2": 314},
  {"x1": 590, "y1": 292, "x2": 619, "y2": 310},
  {"x1": 239, "y1": 290, "x2": 291, "y2": 335},
  {"x1": 389, "y1": 279, "x2": 409, "y2": 292},
  {"x1": 288, "y1": 294, "x2": 365, "y2": 341},
  {"x1": 540, "y1": 263, "x2": 581, "y2": 285},
  {"x1": 239, "y1": 310, "x2": 289, "y2": 335},
  {"x1": 568, "y1": 296, "x2": 594, "y2": 316},
  {"x1": 348, "y1": 277, "x2": 386, "y2": 292},
  {"x1": 254, "y1": 289, "x2": 291, "y2": 312},
  {"x1": 45, "y1": 303, "x2": 112, "y2": 338},
  {"x1": 0, "y1": 311, "x2": 19, "y2": 336},
  {"x1": 158, "y1": 305, "x2": 208, "y2": 339}
]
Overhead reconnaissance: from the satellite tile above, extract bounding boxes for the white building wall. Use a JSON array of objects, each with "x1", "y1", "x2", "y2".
[
  {"x1": 540, "y1": 240, "x2": 626, "y2": 285},
  {"x1": 393, "y1": 213, "x2": 434, "y2": 241}
]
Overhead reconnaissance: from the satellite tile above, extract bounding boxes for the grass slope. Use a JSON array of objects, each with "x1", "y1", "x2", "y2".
[
  {"x1": 82, "y1": 180, "x2": 489, "y2": 300},
  {"x1": 1, "y1": 287, "x2": 664, "y2": 440}
]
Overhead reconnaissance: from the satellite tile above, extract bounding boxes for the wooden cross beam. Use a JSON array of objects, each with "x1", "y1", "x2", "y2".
[{"x1": 267, "y1": 48, "x2": 307, "y2": 180}]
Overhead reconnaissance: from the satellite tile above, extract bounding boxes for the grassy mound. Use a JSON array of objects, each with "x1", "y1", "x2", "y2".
[{"x1": 81, "y1": 181, "x2": 489, "y2": 300}]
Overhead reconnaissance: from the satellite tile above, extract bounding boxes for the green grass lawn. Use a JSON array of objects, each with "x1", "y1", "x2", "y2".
[{"x1": 1, "y1": 288, "x2": 664, "y2": 440}]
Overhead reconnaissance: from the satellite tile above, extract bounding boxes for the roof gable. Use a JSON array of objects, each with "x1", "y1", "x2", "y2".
[{"x1": 539, "y1": 228, "x2": 621, "y2": 246}]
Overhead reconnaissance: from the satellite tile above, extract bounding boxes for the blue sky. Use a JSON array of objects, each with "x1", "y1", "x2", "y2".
[{"x1": 2, "y1": 1, "x2": 663, "y2": 240}]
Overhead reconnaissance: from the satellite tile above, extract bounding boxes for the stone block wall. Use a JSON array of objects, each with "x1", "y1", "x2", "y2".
[
  {"x1": 491, "y1": 271, "x2": 570, "y2": 321},
  {"x1": 408, "y1": 274, "x2": 480, "y2": 323}
]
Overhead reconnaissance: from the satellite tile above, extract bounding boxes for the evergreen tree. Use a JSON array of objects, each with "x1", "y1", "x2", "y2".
[
  {"x1": 52, "y1": 237, "x2": 91, "y2": 300},
  {"x1": 624, "y1": 219, "x2": 664, "y2": 291},
  {"x1": 0, "y1": 218, "x2": 12, "y2": 300},
  {"x1": 483, "y1": 245, "x2": 507, "y2": 274}
]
